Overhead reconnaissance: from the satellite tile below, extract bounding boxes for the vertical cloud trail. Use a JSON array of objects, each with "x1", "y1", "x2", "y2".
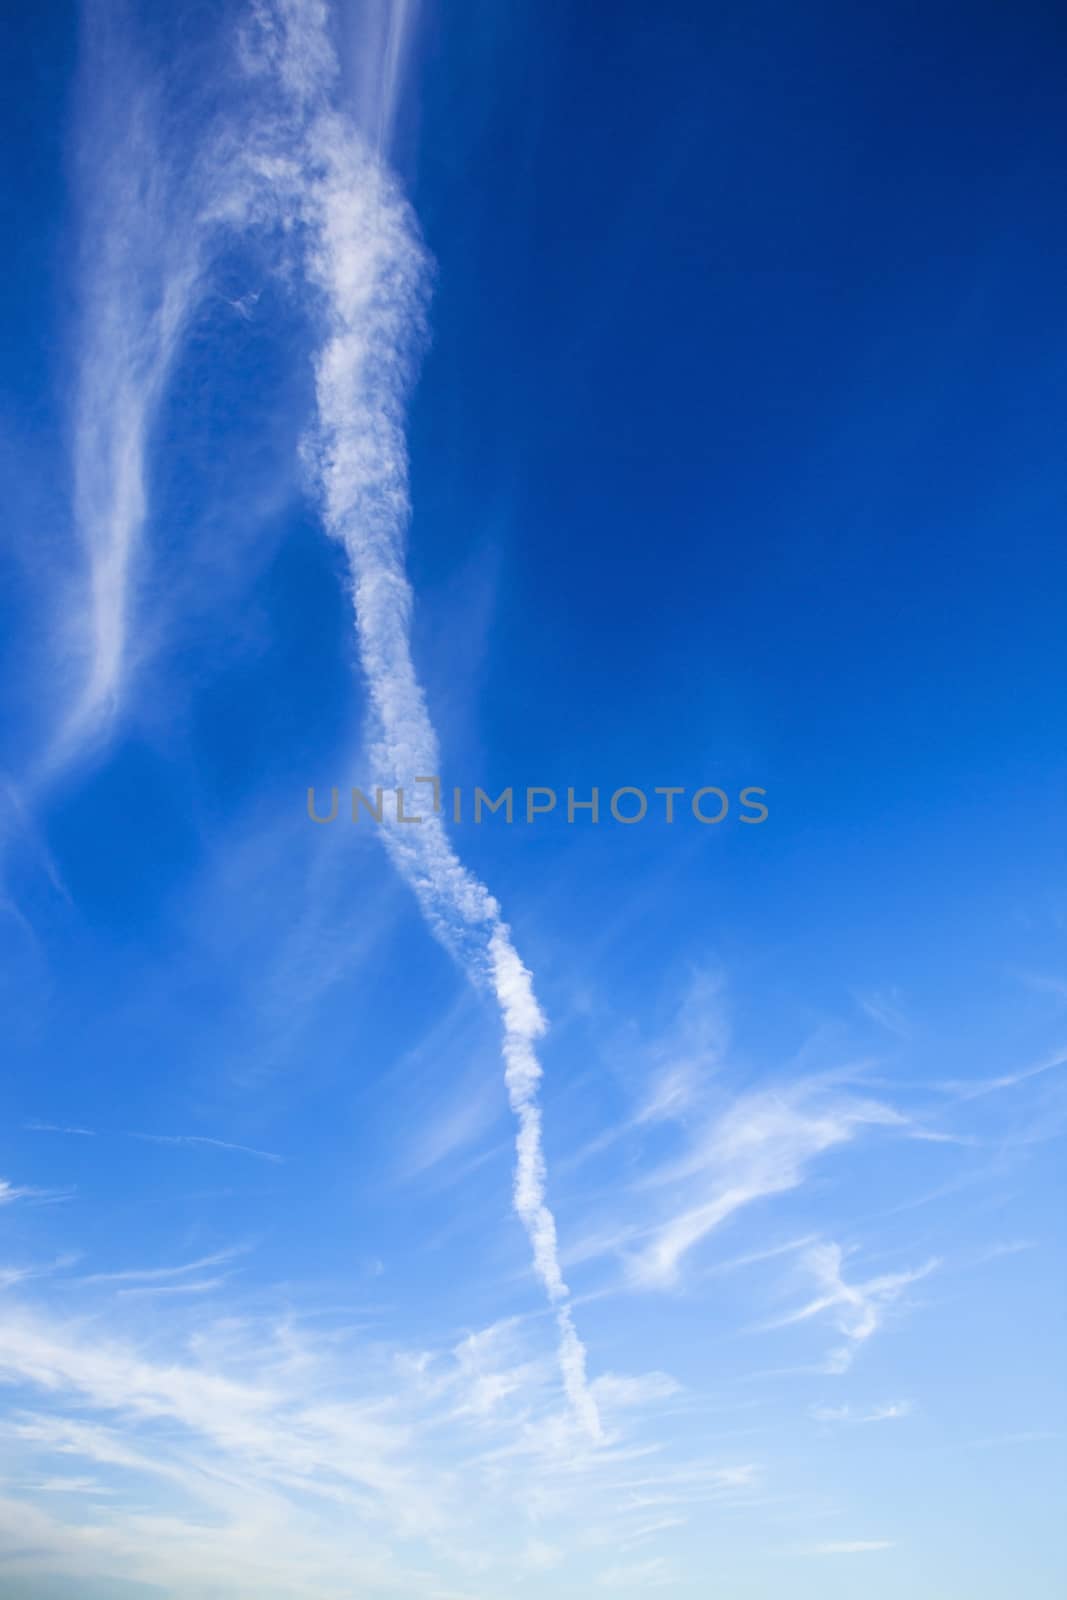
[
  {"x1": 62, "y1": 39, "x2": 205, "y2": 765},
  {"x1": 250, "y1": 0, "x2": 602, "y2": 1438},
  {"x1": 56, "y1": 3, "x2": 270, "y2": 772},
  {"x1": 55, "y1": 0, "x2": 597, "y2": 1437}
]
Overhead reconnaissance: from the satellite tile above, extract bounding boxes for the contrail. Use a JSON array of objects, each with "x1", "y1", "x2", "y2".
[
  {"x1": 248, "y1": 0, "x2": 602, "y2": 1437},
  {"x1": 57, "y1": 0, "x2": 598, "y2": 1437}
]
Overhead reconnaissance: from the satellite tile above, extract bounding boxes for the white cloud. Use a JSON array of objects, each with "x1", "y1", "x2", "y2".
[
  {"x1": 946, "y1": 1046, "x2": 1067, "y2": 1101},
  {"x1": 116, "y1": 1278, "x2": 231, "y2": 1299},
  {"x1": 629, "y1": 1085, "x2": 904, "y2": 1289},
  {"x1": 128, "y1": 1133, "x2": 284, "y2": 1163},
  {"x1": 58, "y1": 52, "x2": 207, "y2": 764},
  {"x1": 768, "y1": 1242, "x2": 938, "y2": 1371},
  {"x1": 0, "y1": 1287, "x2": 736, "y2": 1597},
  {"x1": 638, "y1": 970, "x2": 730, "y2": 1121},
  {"x1": 26, "y1": 1475, "x2": 115, "y2": 1495},
  {"x1": 79, "y1": 1249, "x2": 243, "y2": 1286},
  {"x1": 24, "y1": 1122, "x2": 96, "y2": 1137},
  {"x1": 0, "y1": 1179, "x2": 68, "y2": 1208},
  {"x1": 592, "y1": 1373, "x2": 681, "y2": 1411},
  {"x1": 809, "y1": 1400, "x2": 913, "y2": 1424}
]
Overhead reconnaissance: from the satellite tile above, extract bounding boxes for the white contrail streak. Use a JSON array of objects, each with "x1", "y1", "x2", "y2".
[
  {"x1": 249, "y1": 0, "x2": 601, "y2": 1437},
  {"x1": 58, "y1": 0, "x2": 598, "y2": 1437}
]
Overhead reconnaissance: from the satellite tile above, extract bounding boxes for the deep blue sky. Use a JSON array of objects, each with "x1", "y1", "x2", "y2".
[{"x1": 0, "y1": 2, "x2": 1064, "y2": 1596}]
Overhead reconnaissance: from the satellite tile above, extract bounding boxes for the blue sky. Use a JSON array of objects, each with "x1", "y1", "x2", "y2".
[{"x1": 0, "y1": 0, "x2": 1064, "y2": 1594}]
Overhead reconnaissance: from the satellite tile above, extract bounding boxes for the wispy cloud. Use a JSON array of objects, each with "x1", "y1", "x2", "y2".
[
  {"x1": 79, "y1": 1249, "x2": 243, "y2": 1286},
  {"x1": 341, "y1": 0, "x2": 424, "y2": 157},
  {"x1": 973, "y1": 1239, "x2": 1037, "y2": 1264},
  {"x1": 562, "y1": 971, "x2": 730, "y2": 1177},
  {"x1": 855, "y1": 987, "x2": 910, "y2": 1039},
  {"x1": 765, "y1": 1242, "x2": 938, "y2": 1372},
  {"x1": 703, "y1": 1234, "x2": 819, "y2": 1278},
  {"x1": 0, "y1": 1179, "x2": 70, "y2": 1208},
  {"x1": 25, "y1": 1125, "x2": 283, "y2": 1163},
  {"x1": 127, "y1": 1133, "x2": 284, "y2": 1164},
  {"x1": 24, "y1": 1122, "x2": 96, "y2": 1138},
  {"x1": 17, "y1": 0, "x2": 600, "y2": 1438},
  {"x1": 58, "y1": 24, "x2": 208, "y2": 764},
  {"x1": 0, "y1": 1285, "x2": 711, "y2": 1597},
  {"x1": 23, "y1": 1475, "x2": 116, "y2": 1496},
  {"x1": 116, "y1": 1278, "x2": 231, "y2": 1299},
  {"x1": 945, "y1": 1046, "x2": 1067, "y2": 1101},
  {"x1": 628, "y1": 1085, "x2": 904, "y2": 1289},
  {"x1": 809, "y1": 1400, "x2": 913, "y2": 1424}
]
